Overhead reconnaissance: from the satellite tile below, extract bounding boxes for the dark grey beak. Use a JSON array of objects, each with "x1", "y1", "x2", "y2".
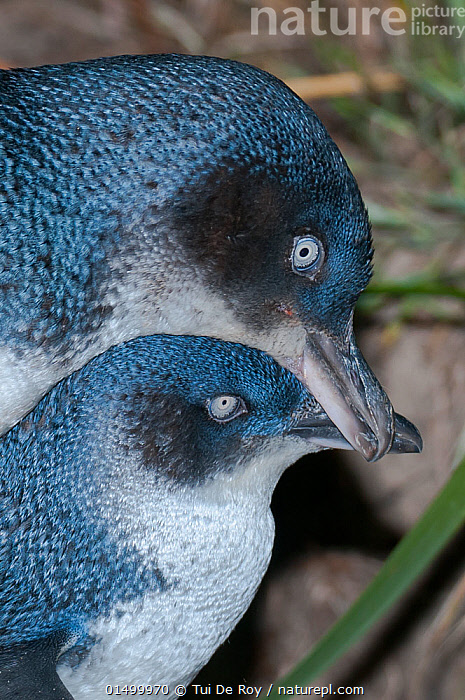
[
  {"x1": 290, "y1": 411, "x2": 422, "y2": 455},
  {"x1": 286, "y1": 326, "x2": 396, "y2": 462}
]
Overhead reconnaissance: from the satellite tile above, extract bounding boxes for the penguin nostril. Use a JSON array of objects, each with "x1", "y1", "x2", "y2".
[{"x1": 349, "y1": 367, "x2": 362, "y2": 389}]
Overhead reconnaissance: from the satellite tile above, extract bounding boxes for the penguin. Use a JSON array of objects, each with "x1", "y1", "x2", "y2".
[
  {"x1": 0, "y1": 333, "x2": 421, "y2": 700},
  {"x1": 2, "y1": 53, "x2": 392, "y2": 460}
]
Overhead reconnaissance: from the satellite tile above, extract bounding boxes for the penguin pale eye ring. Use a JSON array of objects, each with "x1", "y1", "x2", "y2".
[
  {"x1": 208, "y1": 395, "x2": 248, "y2": 422},
  {"x1": 291, "y1": 235, "x2": 324, "y2": 276}
]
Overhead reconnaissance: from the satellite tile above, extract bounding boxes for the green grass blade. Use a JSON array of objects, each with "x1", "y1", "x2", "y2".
[
  {"x1": 362, "y1": 279, "x2": 465, "y2": 300},
  {"x1": 269, "y1": 453, "x2": 465, "y2": 694}
]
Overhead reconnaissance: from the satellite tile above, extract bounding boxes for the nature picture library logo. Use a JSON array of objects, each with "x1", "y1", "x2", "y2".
[{"x1": 251, "y1": 2, "x2": 465, "y2": 39}]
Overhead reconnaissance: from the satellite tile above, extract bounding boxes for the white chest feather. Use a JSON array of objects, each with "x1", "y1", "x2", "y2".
[{"x1": 57, "y1": 485, "x2": 276, "y2": 699}]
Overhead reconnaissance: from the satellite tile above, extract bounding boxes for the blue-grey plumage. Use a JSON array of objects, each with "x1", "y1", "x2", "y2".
[
  {"x1": 0, "y1": 334, "x2": 421, "y2": 699},
  {"x1": 1, "y1": 53, "x2": 400, "y2": 460}
]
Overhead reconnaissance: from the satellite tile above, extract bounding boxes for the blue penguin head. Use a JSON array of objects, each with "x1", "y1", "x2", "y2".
[
  {"x1": 0, "y1": 334, "x2": 420, "y2": 649},
  {"x1": 0, "y1": 335, "x2": 325, "y2": 650},
  {"x1": 2, "y1": 55, "x2": 398, "y2": 460},
  {"x1": 0, "y1": 334, "x2": 420, "y2": 697}
]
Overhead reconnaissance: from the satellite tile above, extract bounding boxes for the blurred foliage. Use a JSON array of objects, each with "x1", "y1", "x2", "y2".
[
  {"x1": 297, "y1": 0, "x2": 465, "y2": 325},
  {"x1": 270, "y1": 449, "x2": 465, "y2": 693}
]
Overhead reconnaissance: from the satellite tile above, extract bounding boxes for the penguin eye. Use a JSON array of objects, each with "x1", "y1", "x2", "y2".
[
  {"x1": 291, "y1": 235, "x2": 324, "y2": 276},
  {"x1": 207, "y1": 395, "x2": 248, "y2": 423}
]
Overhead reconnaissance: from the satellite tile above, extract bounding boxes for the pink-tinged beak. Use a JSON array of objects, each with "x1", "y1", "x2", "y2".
[{"x1": 287, "y1": 326, "x2": 400, "y2": 462}]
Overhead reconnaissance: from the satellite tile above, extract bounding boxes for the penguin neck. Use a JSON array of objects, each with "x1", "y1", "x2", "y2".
[{"x1": 102, "y1": 259, "x2": 307, "y2": 369}]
